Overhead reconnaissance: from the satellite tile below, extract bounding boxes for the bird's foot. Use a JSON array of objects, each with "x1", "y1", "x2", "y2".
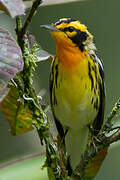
[
  {"x1": 88, "y1": 125, "x2": 101, "y2": 152},
  {"x1": 88, "y1": 136, "x2": 101, "y2": 153}
]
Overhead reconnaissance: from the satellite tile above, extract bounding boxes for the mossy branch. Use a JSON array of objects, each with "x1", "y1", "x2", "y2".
[
  {"x1": 15, "y1": 1, "x2": 69, "y2": 179},
  {"x1": 14, "y1": 1, "x2": 120, "y2": 179}
]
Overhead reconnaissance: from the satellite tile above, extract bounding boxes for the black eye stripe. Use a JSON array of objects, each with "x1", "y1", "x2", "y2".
[
  {"x1": 69, "y1": 31, "x2": 88, "y2": 51},
  {"x1": 70, "y1": 31, "x2": 88, "y2": 44},
  {"x1": 59, "y1": 27, "x2": 88, "y2": 39}
]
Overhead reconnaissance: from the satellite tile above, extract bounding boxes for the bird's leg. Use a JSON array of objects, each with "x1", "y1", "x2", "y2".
[{"x1": 87, "y1": 125, "x2": 100, "y2": 152}]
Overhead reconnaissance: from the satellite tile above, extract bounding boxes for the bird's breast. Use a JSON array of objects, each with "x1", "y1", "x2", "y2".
[{"x1": 53, "y1": 60, "x2": 99, "y2": 130}]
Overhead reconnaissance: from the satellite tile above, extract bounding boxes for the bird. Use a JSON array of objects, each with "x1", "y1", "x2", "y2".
[{"x1": 41, "y1": 18, "x2": 105, "y2": 170}]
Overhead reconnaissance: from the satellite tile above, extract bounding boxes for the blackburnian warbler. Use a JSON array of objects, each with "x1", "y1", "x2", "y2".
[{"x1": 41, "y1": 18, "x2": 105, "y2": 170}]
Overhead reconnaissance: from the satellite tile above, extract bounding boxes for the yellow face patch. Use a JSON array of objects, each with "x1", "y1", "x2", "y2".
[{"x1": 65, "y1": 31, "x2": 77, "y2": 37}]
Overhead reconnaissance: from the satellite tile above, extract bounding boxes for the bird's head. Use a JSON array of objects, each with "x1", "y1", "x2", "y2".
[{"x1": 41, "y1": 18, "x2": 93, "y2": 52}]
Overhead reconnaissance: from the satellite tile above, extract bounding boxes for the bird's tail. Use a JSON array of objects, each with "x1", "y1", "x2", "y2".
[{"x1": 65, "y1": 127, "x2": 88, "y2": 170}]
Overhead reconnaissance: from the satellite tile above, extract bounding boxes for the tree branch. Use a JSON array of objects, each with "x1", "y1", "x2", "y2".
[
  {"x1": 102, "y1": 98, "x2": 120, "y2": 133},
  {"x1": 21, "y1": 0, "x2": 42, "y2": 38}
]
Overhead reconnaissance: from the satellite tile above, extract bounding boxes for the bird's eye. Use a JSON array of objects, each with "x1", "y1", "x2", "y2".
[{"x1": 68, "y1": 26, "x2": 75, "y2": 32}]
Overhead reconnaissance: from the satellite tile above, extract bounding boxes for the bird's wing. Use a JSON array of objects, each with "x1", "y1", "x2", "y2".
[
  {"x1": 49, "y1": 58, "x2": 65, "y2": 140},
  {"x1": 92, "y1": 52, "x2": 105, "y2": 135}
]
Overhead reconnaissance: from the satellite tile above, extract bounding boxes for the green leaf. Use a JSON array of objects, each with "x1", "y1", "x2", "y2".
[
  {"x1": 47, "y1": 167, "x2": 56, "y2": 180},
  {"x1": 41, "y1": 0, "x2": 87, "y2": 6},
  {"x1": 83, "y1": 147, "x2": 108, "y2": 180},
  {"x1": 0, "y1": 85, "x2": 34, "y2": 135},
  {"x1": 35, "y1": 49, "x2": 54, "y2": 62}
]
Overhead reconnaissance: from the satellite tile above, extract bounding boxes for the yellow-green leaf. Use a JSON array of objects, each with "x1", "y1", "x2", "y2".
[
  {"x1": 0, "y1": 86, "x2": 34, "y2": 135},
  {"x1": 83, "y1": 147, "x2": 108, "y2": 180}
]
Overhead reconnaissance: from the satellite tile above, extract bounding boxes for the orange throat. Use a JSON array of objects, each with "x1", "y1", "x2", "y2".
[{"x1": 56, "y1": 43, "x2": 87, "y2": 70}]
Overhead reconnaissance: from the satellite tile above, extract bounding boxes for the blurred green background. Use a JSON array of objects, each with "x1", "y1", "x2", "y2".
[{"x1": 0, "y1": 0, "x2": 120, "y2": 179}]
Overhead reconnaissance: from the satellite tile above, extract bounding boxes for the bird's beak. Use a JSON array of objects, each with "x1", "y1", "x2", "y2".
[{"x1": 40, "y1": 24, "x2": 60, "y2": 32}]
